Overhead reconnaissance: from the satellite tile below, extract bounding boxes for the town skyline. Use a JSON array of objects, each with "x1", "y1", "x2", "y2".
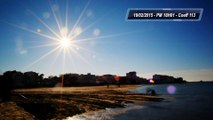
[{"x1": 0, "y1": 70, "x2": 186, "y2": 89}]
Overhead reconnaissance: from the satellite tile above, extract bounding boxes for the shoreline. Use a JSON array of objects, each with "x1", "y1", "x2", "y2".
[{"x1": 1, "y1": 85, "x2": 163, "y2": 119}]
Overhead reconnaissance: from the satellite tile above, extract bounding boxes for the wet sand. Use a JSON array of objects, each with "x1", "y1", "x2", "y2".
[{"x1": 1, "y1": 85, "x2": 163, "y2": 120}]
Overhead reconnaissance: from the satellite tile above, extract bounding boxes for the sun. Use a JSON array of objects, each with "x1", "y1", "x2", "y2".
[
  {"x1": 11, "y1": 0, "x2": 133, "y2": 72},
  {"x1": 59, "y1": 37, "x2": 71, "y2": 48}
]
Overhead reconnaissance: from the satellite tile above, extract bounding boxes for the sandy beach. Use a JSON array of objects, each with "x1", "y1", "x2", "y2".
[{"x1": 0, "y1": 85, "x2": 163, "y2": 119}]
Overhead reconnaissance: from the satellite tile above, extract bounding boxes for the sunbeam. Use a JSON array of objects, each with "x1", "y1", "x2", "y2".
[
  {"x1": 7, "y1": 0, "x2": 140, "y2": 81},
  {"x1": 65, "y1": 0, "x2": 69, "y2": 29},
  {"x1": 24, "y1": 46, "x2": 60, "y2": 70},
  {"x1": 75, "y1": 31, "x2": 143, "y2": 43},
  {"x1": 25, "y1": 43, "x2": 59, "y2": 49},
  {"x1": 49, "y1": 1, "x2": 62, "y2": 31},
  {"x1": 6, "y1": 22, "x2": 59, "y2": 41},
  {"x1": 68, "y1": 0, "x2": 91, "y2": 38},
  {"x1": 27, "y1": 9, "x2": 62, "y2": 39},
  {"x1": 70, "y1": 8, "x2": 115, "y2": 40}
]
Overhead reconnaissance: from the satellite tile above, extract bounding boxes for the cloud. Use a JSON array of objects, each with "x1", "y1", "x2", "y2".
[
  {"x1": 93, "y1": 28, "x2": 101, "y2": 36},
  {"x1": 140, "y1": 68, "x2": 213, "y2": 81},
  {"x1": 15, "y1": 39, "x2": 28, "y2": 55}
]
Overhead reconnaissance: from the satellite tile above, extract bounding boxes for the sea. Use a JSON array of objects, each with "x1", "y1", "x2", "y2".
[{"x1": 66, "y1": 82, "x2": 213, "y2": 120}]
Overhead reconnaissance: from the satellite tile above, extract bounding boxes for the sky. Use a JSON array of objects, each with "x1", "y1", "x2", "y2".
[{"x1": 0, "y1": 0, "x2": 213, "y2": 81}]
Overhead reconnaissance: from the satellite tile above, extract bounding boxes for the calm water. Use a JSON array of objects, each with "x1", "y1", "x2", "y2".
[{"x1": 67, "y1": 83, "x2": 213, "y2": 120}]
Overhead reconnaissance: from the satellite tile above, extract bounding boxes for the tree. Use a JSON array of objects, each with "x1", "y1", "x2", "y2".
[{"x1": 0, "y1": 71, "x2": 16, "y2": 101}]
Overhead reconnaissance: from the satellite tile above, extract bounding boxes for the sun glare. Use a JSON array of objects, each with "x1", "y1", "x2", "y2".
[
  {"x1": 59, "y1": 37, "x2": 71, "y2": 48},
  {"x1": 12, "y1": 0, "x2": 134, "y2": 72}
]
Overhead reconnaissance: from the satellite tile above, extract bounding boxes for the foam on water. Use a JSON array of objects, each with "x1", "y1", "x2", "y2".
[{"x1": 65, "y1": 104, "x2": 144, "y2": 120}]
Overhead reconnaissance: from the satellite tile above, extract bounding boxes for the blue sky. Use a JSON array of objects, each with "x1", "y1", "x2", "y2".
[{"x1": 0, "y1": 0, "x2": 213, "y2": 81}]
